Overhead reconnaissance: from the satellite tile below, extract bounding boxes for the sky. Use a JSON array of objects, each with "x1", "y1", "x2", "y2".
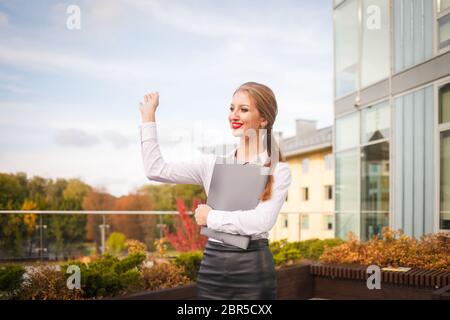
[{"x1": 0, "y1": 0, "x2": 333, "y2": 197}]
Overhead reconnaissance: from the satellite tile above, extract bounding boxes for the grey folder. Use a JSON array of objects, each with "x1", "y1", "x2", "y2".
[{"x1": 200, "y1": 159, "x2": 269, "y2": 249}]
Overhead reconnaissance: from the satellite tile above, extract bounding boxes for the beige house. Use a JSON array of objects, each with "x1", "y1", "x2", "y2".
[{"x1": 269, "y1": 120, "x2": 334, "y2": 242}]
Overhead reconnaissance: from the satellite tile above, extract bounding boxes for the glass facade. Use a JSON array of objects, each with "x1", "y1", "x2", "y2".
[{"x1": 334, "y1": 1, "x2": 450, "y2": 238}]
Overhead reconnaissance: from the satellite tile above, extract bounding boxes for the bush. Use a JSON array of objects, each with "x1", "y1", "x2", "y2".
[
  {"x1": 0, "y1": 265, "x2": 25, "y2": 298},
  {"x1": 141, "y1": 261, "x2": 191, "y2": 291},
  {"x1": 173, "y1": 251, "x2": 203, "y2": 281},
  {"x1": 269, "y1": 238, "x2": 344, "y2": 266},
  {"x1": 319, "y1": 228, "x2": 450, "y2": 271},
  {"x1": 125, "y1": 239, "x2": 147, "y2": 255},
  {"x1": 17, "y1": 265, "x2": 83, "y2": 300},
  {"x1": 106, "y1": 232, "x2": 127, "y2": 256},
  {"x1": 61, "y1": 252, "x2": 146, "y2": 298}
]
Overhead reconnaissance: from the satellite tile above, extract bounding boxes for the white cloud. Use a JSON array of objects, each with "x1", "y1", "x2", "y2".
[
  {"x1": 103, "y1": 130, "x2": 134, "y2": 149},
  {"x1": 127, "y1": 0, "x2": 330, "y2": 54},
  {"x1": 54, "y1": 128, "x2": 101, "y2": 147},
  {"x1": 0, "y1": 12, "x2": 8, "y2": 27},
  {"x1": 0, "y1": 46, "x2": 154, "y2": 81}
]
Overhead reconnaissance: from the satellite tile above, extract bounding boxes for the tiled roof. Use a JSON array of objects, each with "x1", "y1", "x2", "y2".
[{"x1": 281, "y1": 126, "x2": 332, "y2": 157}]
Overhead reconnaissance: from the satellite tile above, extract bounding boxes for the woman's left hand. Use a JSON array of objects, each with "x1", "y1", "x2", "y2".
[{"x1": 194, "y1": 204, "x2": 212, "y2": 226}]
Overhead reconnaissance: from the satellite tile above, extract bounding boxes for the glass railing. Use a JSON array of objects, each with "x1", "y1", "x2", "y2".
[{"x1": 0, "y1": 210, "x2": 185, "y2": 263}]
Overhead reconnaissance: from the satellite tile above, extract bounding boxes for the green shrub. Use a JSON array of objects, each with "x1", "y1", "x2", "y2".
[
  {"x1": 272, "y1": 247, "x2": 301, "y2": 266},
  {"x1": 269, "y1": 238, "x2": 345, "y2": 266},
  {"x1": 61, "y1": 252, "x2": 146, "y2": 298},
  {"x1": 173, "y1": 251, "x2": 203, "y2": 281},
  {"x1": 0, "y1": 265, "x2": 25, "y2": 298},
  {"x1": 106, "y1": 232, "x2": 127, "y2": 256}
]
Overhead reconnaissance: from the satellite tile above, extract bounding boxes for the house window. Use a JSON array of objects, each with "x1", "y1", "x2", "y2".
[
  {"x1": 437, "y1": 0, "x2": 450, "y2": 50},
  {"x1": 283, "y1": 214, "x2": 289, "y2": 228},
  {"x1": 324, "y1": 154, "x2": 333, "y2": 171},
  {"x1": 324, "y1": 215, "x2": 334, "y2": 231},
  {"x1": 302, "y1": 158, "x2": 310, "y2": 174},
  {"x1": 301, "y1": 214, "x2": 309, "y2": 230},
  {"x1": 301, "y1": 187, "x2": 309, "y2": 201},
  {"x1": 325, "y1": 186, "x2": 333, "y2": 200},
  {"x1": 439, "y1": 82, "x2": 450, "y2": 230}
]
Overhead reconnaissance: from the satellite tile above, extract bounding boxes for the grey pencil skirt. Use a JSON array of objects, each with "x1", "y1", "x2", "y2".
[{"x1": 196, "y1": 238, "x2": 277, "y2": 300}]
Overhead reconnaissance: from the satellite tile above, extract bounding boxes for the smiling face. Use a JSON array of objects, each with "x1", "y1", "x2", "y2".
[{"x1": 229, "y1": 90, "x2": 268, "y2": 137}]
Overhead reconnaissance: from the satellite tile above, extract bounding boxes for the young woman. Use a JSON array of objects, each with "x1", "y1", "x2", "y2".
[{"x1": 138, "y1": 82, "x2": 292, "y2": 300}]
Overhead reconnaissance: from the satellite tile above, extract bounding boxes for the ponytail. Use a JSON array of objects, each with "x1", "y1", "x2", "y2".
[{"x1": 259, "y1": 127, "x2": 284, "y2": 201}]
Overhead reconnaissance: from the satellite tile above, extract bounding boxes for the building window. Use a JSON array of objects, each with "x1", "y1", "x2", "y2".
[
  {"x1": 302, "y1": 158, "x2": 310, "y2": 174},
  {"x1": 394, "y1": 0, "x2": 433, "y2": 72},
  {"x1": 334, "y1": 0, "x2": 359, "y2": 97},
  {"x1": 301, "y1": 187, "x2": 309, "y2": 201},
  {"x1": 324, "y1": 215, "x2": 334, "y2": 231},
  {"x1": 361, "y1": 0, "x2": 390, "y2": 87},
  {"x1": 334, "y1": 0, "x2": 390, "y2": 97},
  {"x1": 336, "y1": 100, "x2": 390, "y2": 241},
  {"x1": 437, "y1": 0, "x2": 450, "y2": 50},
  {"x1": 439, "y1": 83, "x2": 450, "y2": 230},
  {"x1": 301, "y1": 214, "x2": 309, "y2": 230},
  {"x1": 361, "y1": 142, "x2": 390, "y2": 239},
  {"x1": 284, "y1": 214, "x2": 289, "y2": 228},
  {"x1": 325, "y1": 185, "x2": 333, "y2": 200},
  {"x1": 361, "y1": 100, "x2": 390, "y2": 144},
  {"x1": 325, "y1": 154, "x2": 333, "y2": 171},
  {"x1": 439, "y1": 83, "x2": 450, "y2": 124},
  {"x1": 336, "y1": 112, "x2": 359, "y2": 152},
  {"x1": 336, "y1": 150, "x2": 359, "y2": 213}
]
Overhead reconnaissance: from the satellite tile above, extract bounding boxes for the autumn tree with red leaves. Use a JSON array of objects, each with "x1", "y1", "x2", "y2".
[{"x1": 163, "y1": 198, "x2": 208, "y2": 252}]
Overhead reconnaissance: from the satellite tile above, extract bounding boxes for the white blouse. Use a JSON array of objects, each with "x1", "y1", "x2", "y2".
[{"x1": 139, "y1": 122, "x2": 292, "y2": 243}]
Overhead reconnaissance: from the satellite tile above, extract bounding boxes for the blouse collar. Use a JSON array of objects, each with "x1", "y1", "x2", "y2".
[{"x1": 226, "y1": 146, "x2": 270, "y2": 165}]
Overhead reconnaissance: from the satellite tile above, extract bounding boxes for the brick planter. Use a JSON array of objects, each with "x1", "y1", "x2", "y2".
[
  {"x1": 109, "y1": 263, "x2": 450, "y2": 300},
  {"x1": 310, "y1": 263, "x2": 450, "y2": 300}
]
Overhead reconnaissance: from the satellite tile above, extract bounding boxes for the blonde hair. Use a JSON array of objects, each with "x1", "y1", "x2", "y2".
[{"x1": 233, "y1": 82, "x2": 284, "y2": 201}]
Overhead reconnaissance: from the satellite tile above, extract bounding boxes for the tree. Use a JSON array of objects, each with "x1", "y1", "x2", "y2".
[
  {"x1": 163, "y1": 198, "x2": 208, "y2": 252},
  {"x1": 106, "y1": 232, "x2": 126, "y2": 256}
]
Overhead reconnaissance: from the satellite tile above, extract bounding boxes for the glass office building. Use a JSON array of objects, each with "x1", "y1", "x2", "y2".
[{"x1": 333, "y1": 0, "x2": 450, "y2": 240}]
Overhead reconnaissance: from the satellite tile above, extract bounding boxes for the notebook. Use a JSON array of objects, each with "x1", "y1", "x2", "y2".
[{"x1": 200, "y1": 158, "x2": 269, "y2": 249}]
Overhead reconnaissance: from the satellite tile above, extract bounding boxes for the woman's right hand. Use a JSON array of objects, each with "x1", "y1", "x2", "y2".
[{"x1": 139, "y1": 91, "x2": 159, "y2": 123}]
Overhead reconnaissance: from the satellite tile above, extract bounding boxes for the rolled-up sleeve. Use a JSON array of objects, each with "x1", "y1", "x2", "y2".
[
  {"x1": 139, "y1": 122, "x2": 212, "y2": 185},
  {"x1": 206, "y1": 163, "x2": 291, "y2": 236}
]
